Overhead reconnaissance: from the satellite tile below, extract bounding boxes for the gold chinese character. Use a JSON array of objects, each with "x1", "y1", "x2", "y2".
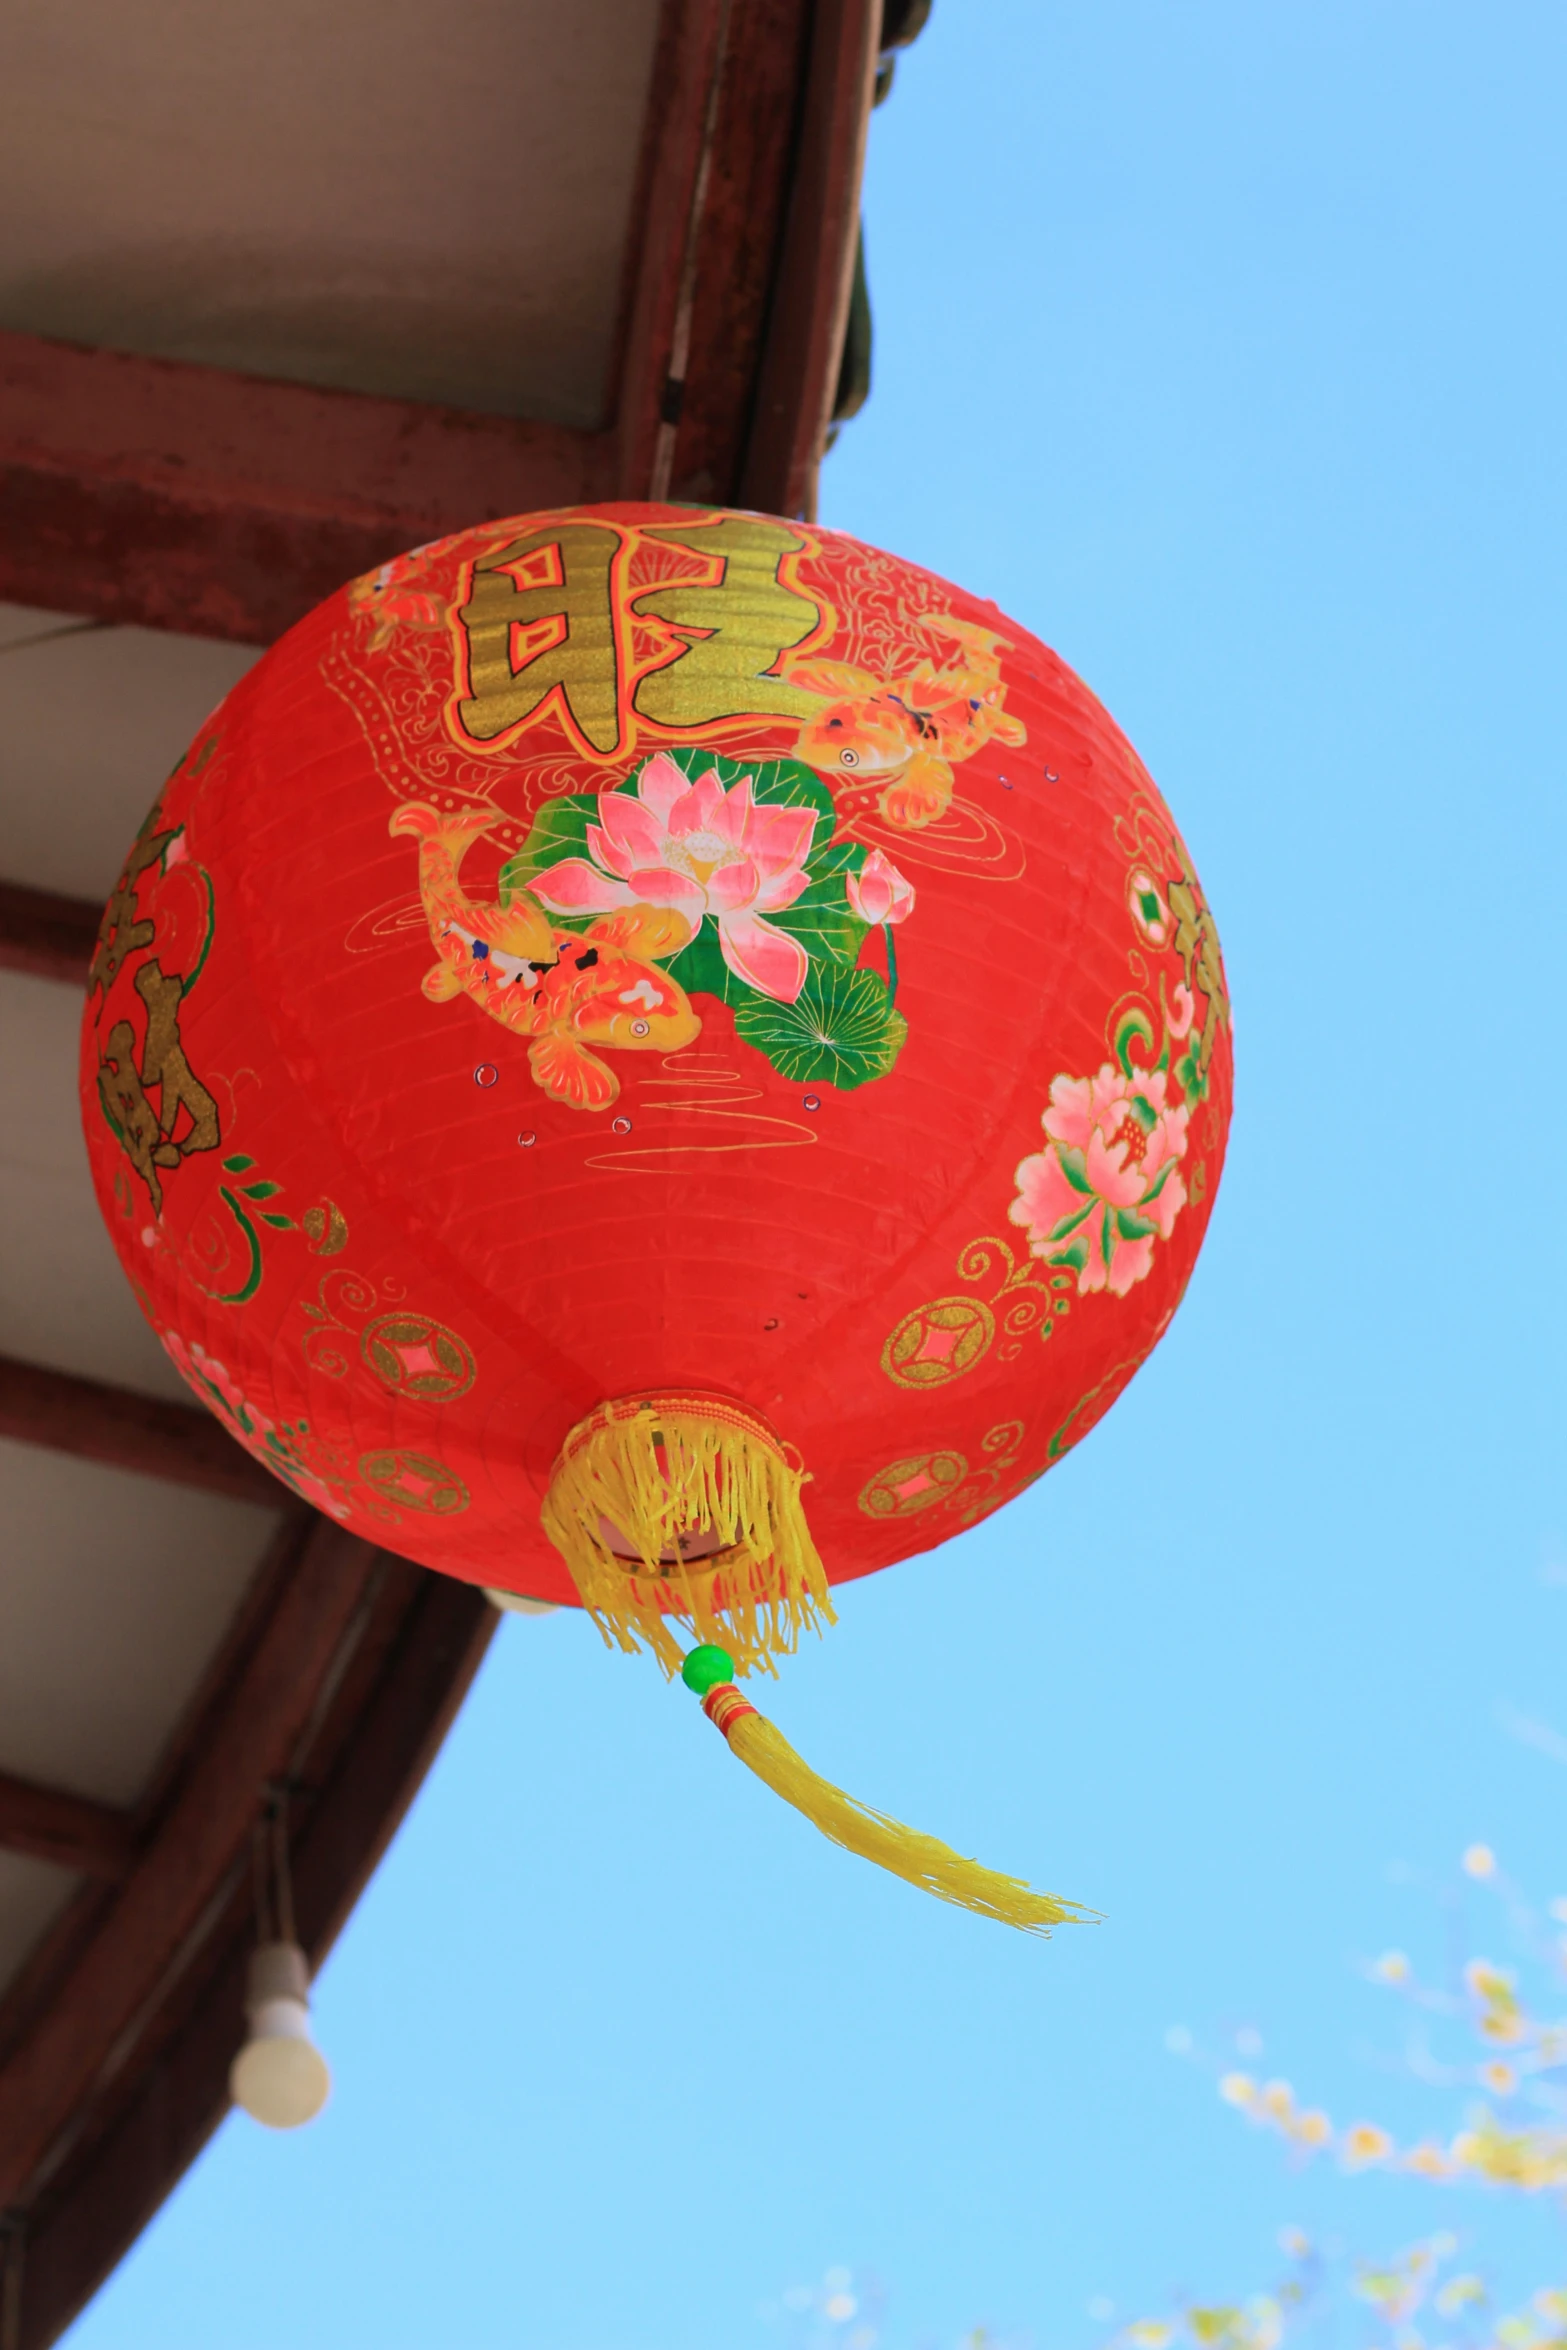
[
  {"x1": 1168, "y1": 877, "x2": 1229, "y2": 1080},
  {"x1": 454, "y1": 522, "x2": 622, "y2": 751},
  {"x1": 97, "y1": 959, "x2": 220, "y2": 1214},
  {"x1": 632, "y1": 518, "x2": 820, "y2": 727},
  {"x1": 90, "y1": 822, "x2": 177, "y2": 995}
]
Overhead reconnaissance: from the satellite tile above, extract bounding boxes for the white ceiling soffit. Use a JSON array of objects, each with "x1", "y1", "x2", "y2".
[
  {"x1": 0, "y1": 1439, "x2": 276, "y2": 1810},
  {"x1": 2, "y1": 965, "x2": 192, "y2": 1396},
  {"x1": 0, "y1": 608, "x2": 259, "y2": 905},
  {"x1": 0, "y1": 0, "x2": 664, "y2": 426},
  {"x1": 0, "y1": 1438, "x2": 279, "y2": 1985}
]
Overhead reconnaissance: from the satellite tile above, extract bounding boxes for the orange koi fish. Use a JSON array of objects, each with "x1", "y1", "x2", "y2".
[
  {"x1": 788, "y1": 614, "x2": 1027, "y2": 830},
  {"x1": 390, "y1": 803, "x2": 700, "y2": 1109},
  {"x1": 349, "y1": 552, "x2": 446, "y2": 649}
]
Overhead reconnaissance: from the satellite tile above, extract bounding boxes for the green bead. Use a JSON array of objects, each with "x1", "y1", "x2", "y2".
[{"x1": 681, "y1": 1644, "x2": 734, "y2": 1694}]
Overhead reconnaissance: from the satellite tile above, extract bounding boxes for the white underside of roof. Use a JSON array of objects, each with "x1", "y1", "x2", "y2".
[
  {"x1": 0, "y1": 608, "x2": 258, "y2": 906},
  {"x1": 0, "y1": 1441, "x2": 276, "y2": 1811},
  {"x1": 0, "y1": 0, "x2": 663, "y2": 425}
]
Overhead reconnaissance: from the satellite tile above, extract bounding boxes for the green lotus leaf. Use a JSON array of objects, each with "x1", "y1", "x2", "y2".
[
  {"x1": 664, "y1": 923, "x2": 731, "y2": 1002},
  {"x1": 732, "y1": 964, "x2": 907, "y2": 1090},
  {"x1": 766, "y1": 837, "x2": 869, "y2": 971},
  {"x1": 498, "y1": 794, "x2": 595, "y2": 920}
]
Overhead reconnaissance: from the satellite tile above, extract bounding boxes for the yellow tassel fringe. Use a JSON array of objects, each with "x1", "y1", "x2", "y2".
[
  {"x1": 702, "y1": 1682, "x2": 1093, "y2": 1934},
  {"x1": 540, "y1": 1394, "x2": 836, "y2": 1677}
]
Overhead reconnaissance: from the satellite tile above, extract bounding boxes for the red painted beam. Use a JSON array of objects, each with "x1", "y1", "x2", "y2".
[
  {"x1": 741, "y1": 0, "x2": 880, "y2": 518},
  {"x1": 0, "y1": 1354, "x2": 284, "y2": 1509},
  {"x1": 0, "y1": 1774, "x2": 134, "y2": 1885},
  {"x1": 0, "y1": 880, "x2": 99, "y2": 987},
  {"x1": 0, "y1": 330, "x2": 614, "y2": 645}
]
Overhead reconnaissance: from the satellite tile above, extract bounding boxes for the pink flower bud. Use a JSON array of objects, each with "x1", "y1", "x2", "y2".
[{"x1": 846, "y1": 848, "x2": 915, "y2": 926}]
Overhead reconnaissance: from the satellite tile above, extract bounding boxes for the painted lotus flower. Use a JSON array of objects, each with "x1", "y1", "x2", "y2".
[
  {"x1": 1008, "y1": 1064, "x2": 1189, "y2": 1297},
  {"x1": 530, "y1": 752, "x2": 817, "y2": 1002},
  {"x1": 845, "y1": 847, "x2": 915, "y2": 926}
]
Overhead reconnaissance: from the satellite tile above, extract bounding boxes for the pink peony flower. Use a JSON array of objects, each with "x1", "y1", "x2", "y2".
[
  {"x1": 161, "y1": 1330, "x2": 272, "y2": 1437},
  {"x1": 1008, "y1": 1064, "x2": 1189, "y2": 1296},
  {"x1": 845, "y1": 847, "x2": 915, "y2": 926},
  {"x1": 531, "y1": 754, "x2": 817, "y2": 1002},
  {"x1": 289, "y1": 1470, "x2": 352, "y2": 1520},
  {"x1": 187, "y1": 1342, "x2": 256, "y2": 1423}
]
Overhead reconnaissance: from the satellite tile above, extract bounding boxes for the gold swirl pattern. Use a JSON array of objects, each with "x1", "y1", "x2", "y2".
[
  {"x1": 299, "y1": 1269, "x2": 380, "y2": 1378},
  {"x1": 880, "y1": 1237, "x2": 1073, "y2": 1391}
]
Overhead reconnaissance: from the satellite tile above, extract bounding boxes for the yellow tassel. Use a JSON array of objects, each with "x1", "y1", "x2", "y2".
[
  {"x1": 696, "y1": 1670, "x2": 1095, "y2": 1935},
  {"x1": 542, "y1": 1402, "x2": 1093, "y2": 1933},
  {"x1": 540, "y1": 1393, "x2": 835, "y2": 1678}
]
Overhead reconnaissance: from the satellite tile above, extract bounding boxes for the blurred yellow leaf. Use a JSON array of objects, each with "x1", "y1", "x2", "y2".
[{"x1": 1342, "y1": 2123, "x2": 1395, "y2": 2170}]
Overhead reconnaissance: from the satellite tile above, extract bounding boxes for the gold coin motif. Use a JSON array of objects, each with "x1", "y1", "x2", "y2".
[
  {"x1": 361, "y1": 1312, "x2": 475, "y2": 1401},
  {"x1": 357, "y1": 1450, "x2": 470, "y2": 1515},
  {"x1": 880, "y1": 1295, "x2": 995, "y2": 1389},
  {"x1": 857, "y1": 1450, "x2": 969, "y2": 1519}
]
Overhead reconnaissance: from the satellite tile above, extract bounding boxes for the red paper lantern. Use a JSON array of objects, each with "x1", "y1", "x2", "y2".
[{"x1": 82, "y1": 504, "x2": 1231, "y2": 1926}]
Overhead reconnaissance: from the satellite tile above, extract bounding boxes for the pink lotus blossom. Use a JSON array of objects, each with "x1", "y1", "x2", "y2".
[
  {"x1": 1008, "y1": 1063, "x2": 1189, "y2": 1296},
  {"x1": 846, "y1": 848, "x2": 915, "y2": 927},
  {"x1": 531, "y1": 753, "x2": 817, "y2": 1002}
]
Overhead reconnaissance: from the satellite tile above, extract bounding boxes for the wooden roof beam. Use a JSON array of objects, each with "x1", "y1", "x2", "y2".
[
  {"x1": 0, "y1": 1774, "x2": 134, "y2": 1884},
  {"x1": 0, "y1": 1354, "x2": 285, "y2": 1509},
  {"x1": 14, "y1": 1567, "x2": 494, "y2": 2349},
  {"x1": 741, "y1": 0, "x2": 881, "y2": 521},
  {"x1": 0, "y1": 880, "x2": 98, "y2": 988},
  {"x1": 0, "y1": 1517, "x2": 385, "y2": 2205},
  {"x1": 0, "y1": 328, "x2": 618, "y2": 646}
]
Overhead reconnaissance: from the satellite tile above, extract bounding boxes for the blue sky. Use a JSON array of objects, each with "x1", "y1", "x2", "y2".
[{"x1": 70, "y1": 4, "x2": 1567, "y2": 2344}]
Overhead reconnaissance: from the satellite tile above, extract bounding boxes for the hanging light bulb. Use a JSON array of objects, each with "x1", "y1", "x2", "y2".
[
  {"x1": 231, "y1": 1791, "x2": 329, "y2": 2128},
  {"x1": 230, "y1": 1939, "x2": 331, "y2": 2129}
]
